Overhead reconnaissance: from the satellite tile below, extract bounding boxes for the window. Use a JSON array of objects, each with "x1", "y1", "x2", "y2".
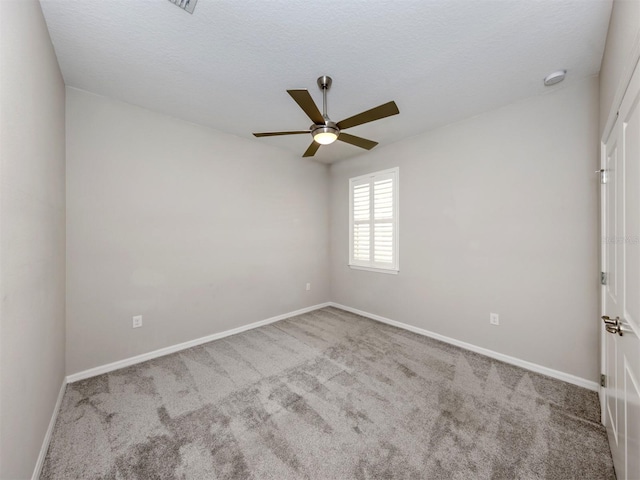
[{"x1": 349, "y1": 167, "x2": 399, "y2": 273}]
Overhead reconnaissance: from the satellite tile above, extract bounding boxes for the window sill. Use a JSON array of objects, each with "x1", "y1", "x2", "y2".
[{"x1": 348, "y1": 265, "x2": 399, "y2": 275}]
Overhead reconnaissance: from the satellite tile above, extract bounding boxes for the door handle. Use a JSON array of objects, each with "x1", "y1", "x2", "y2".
[
  {"x1": 602, "y1": 315, "x2": 634, "y2": 336},
  {"x1": 603, "y1": 316, "x2": 622, "y2": 336},
  {"x1": 605, "y1": 325, "x2": 620, "y2": 335}
]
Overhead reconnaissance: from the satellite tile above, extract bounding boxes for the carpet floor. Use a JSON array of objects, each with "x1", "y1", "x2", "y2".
[{"x1": 42, "y1": 307, "x2": 615, "y2": 479}]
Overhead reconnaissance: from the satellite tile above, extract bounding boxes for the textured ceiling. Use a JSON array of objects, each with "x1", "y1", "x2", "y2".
[{"x1": 40, "y1": 0, "x2": 612, "y2": 163}]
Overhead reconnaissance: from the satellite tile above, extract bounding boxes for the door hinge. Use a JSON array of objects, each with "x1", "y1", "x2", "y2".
[
  {"x1": 597, "y1": 169, "x2": 607, "y2": 184},
  {"x1": 600, "y1": 374, "x2": 606, "y2": 387},
  {"x1": 601, "y1": 272, "x2": 608, "y2": 285}
]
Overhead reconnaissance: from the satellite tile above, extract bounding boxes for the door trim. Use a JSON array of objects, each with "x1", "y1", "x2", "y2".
[
  {"x1": 602, "y1": 31, "x2": 640, "y2": 143},
  {"x1": 599, "y1": 138, "x2": 607, "y2": 423}
]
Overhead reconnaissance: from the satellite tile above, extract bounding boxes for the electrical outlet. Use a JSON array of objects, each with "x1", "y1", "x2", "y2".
[
  {"x1": 132, "y1": 315, "x2": 143, "y2": 328},
  {"x1": 490, "y1": 313, "x2": 499, "y2": 326},
  {"x1": 306, "y1": 283, "x2": 311, "y2": 291}
]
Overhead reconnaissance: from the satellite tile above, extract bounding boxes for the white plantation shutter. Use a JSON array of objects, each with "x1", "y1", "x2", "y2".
[
  {"x1": 353, "y1": 183, "x2": 371, "y2": 262},
  {"x1": 349, "y1": 168, "x2": 398, "y2": 273}
]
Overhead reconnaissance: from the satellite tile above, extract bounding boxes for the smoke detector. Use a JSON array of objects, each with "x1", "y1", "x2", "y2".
[
  {"x1": 544, "y1": 70, "x2": 567, "y2": 86},
  {"x1": 168, "y1": 0, "x2": 197, "y2": 14}
]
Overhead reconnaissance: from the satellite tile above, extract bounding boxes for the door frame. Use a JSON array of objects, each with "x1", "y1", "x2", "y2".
[
  {"x1": 601, "y1": 31, "x2": 640, "y2": 143},
  {"x1": 599, "y1": 137, "x2": 607, "y2": 423},
  {"x1": 599, "y1": 33, "x2": 640, "y2": 424}
]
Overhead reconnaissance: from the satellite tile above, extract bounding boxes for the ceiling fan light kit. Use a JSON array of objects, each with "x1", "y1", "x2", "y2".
[
  {"x1": 253, "y1": 75, "x2": 399, "y2": 157},
  {"x1": 312, "y1": 124, "x2": 339, "y2": 145}
]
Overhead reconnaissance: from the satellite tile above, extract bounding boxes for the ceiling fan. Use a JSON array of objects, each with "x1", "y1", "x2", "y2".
[{"x1": 253, "y1": 76, "x2": 400, "y2": 157}]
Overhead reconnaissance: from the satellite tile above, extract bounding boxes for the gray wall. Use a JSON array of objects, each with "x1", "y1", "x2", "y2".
[
  {"x1": 66, "y1": 88, "x2": 330, "y2": 375},
  {"x1": 0, "y1": 1, "x2": 66, "y2": 478},
  {"x1": 330, "y1": 76, "x2": 600, "y2": 382},
  {"x1": 599, "y1": 0, "x2": 640, "y2": 132}
]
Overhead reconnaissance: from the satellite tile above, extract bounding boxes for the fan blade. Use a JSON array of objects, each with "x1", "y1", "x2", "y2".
[
  {"x1": 287, "y1": 90, "x2": 325, "y2": 125},
  {"x1": 253, "y1": 131, "x2": 310, "y2": 137},
  {"x1": 337, "y1": 132, "x2": 378, "y2": 150},
  {"x1": 302, "y1": 141, "x2": 320, "y2": 157},
  {"x1": 337, "y1": 101, "x2": 399, "y2": 130}
]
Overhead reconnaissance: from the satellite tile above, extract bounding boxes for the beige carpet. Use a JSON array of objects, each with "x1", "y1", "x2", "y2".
[{"x1": 42, "y1": 307, "x2": 614, "y2": 479}]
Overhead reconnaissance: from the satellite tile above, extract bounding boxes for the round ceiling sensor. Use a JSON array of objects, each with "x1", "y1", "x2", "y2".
[{"x1": 544, "y1": 70, "x2": 567, "y2": 86}]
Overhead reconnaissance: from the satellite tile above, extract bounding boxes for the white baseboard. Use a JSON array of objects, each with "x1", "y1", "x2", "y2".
[
  {"x1": 32, "y1": 379, "x2": 67, "y2": 480},
  {"x1": 66, "y1": 300, "x2": 598, "y2": 392},
  {"x1": 66, "y1": 303, "x2": 331, "y2": 383},
  {"x1": 328, "y1": 302, "x2": 599, "y2": 392}
]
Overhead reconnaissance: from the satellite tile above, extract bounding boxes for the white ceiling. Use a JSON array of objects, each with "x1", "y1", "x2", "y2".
[{"x1": 40, "y1": 0, "x2": 612, "y2": 164}]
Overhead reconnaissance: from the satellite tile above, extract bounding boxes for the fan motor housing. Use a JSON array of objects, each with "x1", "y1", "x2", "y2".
[{"x1": 311, "y1": 121, "x2": 339, "y2": 134}]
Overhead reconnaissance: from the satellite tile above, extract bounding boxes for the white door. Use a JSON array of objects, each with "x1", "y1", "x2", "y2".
[{"x1": 601, "y1": 56, "x2": 640, "y2": 480}]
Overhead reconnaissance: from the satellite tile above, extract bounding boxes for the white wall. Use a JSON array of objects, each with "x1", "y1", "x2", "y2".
[
  {"x1": 0, "y1": 0, "x2": 66, "y2": 478},
  {"x1": 599, "y1": 0, "x2": 640, "y2": 131},
  {"x1": 66, "y1": 88, "x2": 330, "y2": 375},
  {"x1": 330, "y1": 76, "x2": 600, "y2": 382}
]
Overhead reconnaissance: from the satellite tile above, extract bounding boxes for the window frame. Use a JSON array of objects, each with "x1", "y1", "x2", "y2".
[{"x1": 348, "y1": 167, "x2": 399, "y2": 274}]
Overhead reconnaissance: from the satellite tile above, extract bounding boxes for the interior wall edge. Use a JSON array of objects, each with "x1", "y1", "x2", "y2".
[
  {"x1": 66, "y1": 302, "x2": 332, "y2": 382},
  {"x1": 65, "y1": 300, "x2": 597, "y2": 393},
  {"x1": 63, "y1": 85, "x2": 323, "y2": 163},
  {"x1": 329, "y1": 303, "x2": 599, "y2": 392},
  {"x1": 30, "y1": 379, "x2": 67, "y2": 480}
]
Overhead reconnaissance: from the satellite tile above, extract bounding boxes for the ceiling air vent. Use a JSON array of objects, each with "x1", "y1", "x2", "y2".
[{"x1": 168, "y1": 0, "x2": 197, "y2": 14}]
